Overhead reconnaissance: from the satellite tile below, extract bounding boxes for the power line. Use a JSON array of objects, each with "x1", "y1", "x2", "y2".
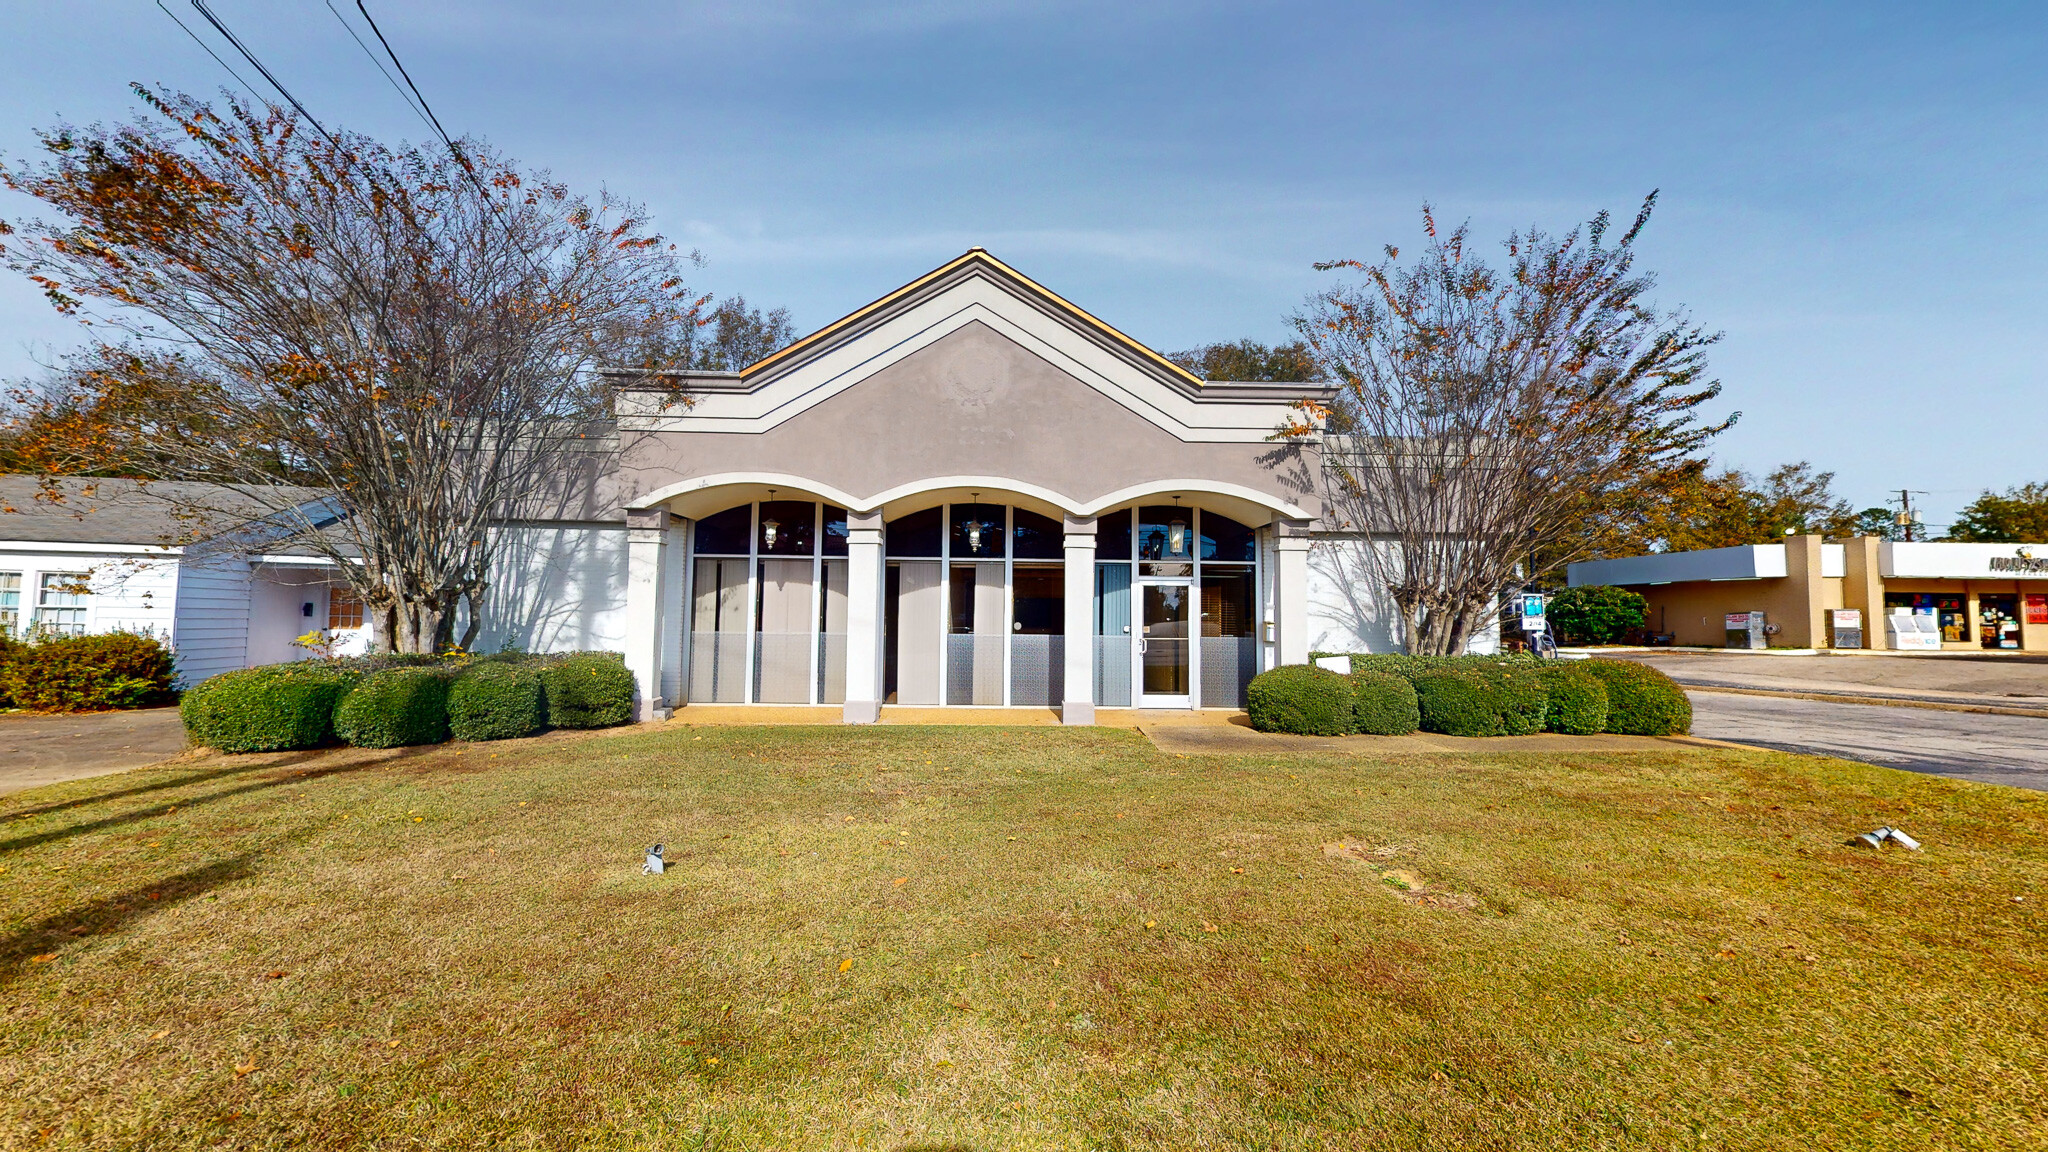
[
  {"x1": 323, "y1": 1, "x2": 430, "y2": 127},
  {"x1": 187, "y1": 1, "x2": 341, "y2": 147},
  {"x1": 154, "y1": 0, "x2": 263, "y2": 105},
  {"x1": 347, "y1": 2, "x2": 549, "y2": 279}
]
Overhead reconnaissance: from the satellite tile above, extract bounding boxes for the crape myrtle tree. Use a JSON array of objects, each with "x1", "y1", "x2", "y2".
[
  {"x1": 1295, "y1": 196, "x2": 1732, "y2": 655},
  {"x1": 0, "y1": 87, "x2": 703, "y2": 652}
]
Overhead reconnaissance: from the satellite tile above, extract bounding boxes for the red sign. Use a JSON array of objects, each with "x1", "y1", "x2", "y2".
[{"x1": 2028, "y1": 593, "x2": 2048, "y2": 626}]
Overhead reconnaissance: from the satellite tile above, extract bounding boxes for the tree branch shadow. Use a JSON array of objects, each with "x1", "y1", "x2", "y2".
[
  {"x1": 0, "y1": 744, "x2": 444, "y2": 855},
  {"x1": 1, "y1": 852, "x2": 260, "y2": 987}
]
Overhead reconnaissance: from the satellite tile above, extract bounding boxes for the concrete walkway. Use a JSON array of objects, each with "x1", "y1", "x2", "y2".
[{"x1": 0, "y1": 707, "x2": 190, "y2": 796}]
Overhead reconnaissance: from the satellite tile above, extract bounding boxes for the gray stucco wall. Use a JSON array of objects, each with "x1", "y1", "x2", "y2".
[{"x1": 616, "y1": 322, "x2": 1322, "y2": 520}]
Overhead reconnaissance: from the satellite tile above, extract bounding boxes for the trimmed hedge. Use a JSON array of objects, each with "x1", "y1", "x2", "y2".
[
  {"x1": 541, "y1": 652, "x2": 636, "y2": 729},
  {"x1": 1581, "y1": 659, "x2": 1692, "y2": 735},
  {"x1": 1547, "y1": 585, "x2": 1650, "y2": 645},
  {"x1": 1411, "y1": 670, "x2": 1505, "y2": 737},
  {"x1": 1487, "y1": 665, "x2": 1550, "y2": 736},
  {"x1": 1539, "y1": 663, "x2": 1611, "y2": 734},
  {"x1": 1350, "y1": 671, "x2": 1420, "y2": 735},
  {"x1": 0, "y1": 632, "x2": 177, "y2": 712},
  {"x1": 181, "y1": 663, "x2": 359, "y2": 752},
  {"x1": 1246, "y1": 664, "x2": 1354, "y2": 736},
  {"x1": 448, "y1": 662, "x2": 546, "y2": 742},
  {"x1": 334, "y1": 667, "x2": 454, "y2": 748}
]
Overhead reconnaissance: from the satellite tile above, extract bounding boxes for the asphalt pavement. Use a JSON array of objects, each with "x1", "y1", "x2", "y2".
[{"x1": 1686, "y1": 690, "x2": 2048, "y2": 792}]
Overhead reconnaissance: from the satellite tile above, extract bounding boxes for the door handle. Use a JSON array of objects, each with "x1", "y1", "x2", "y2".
[{"x1": 1137, "y1": 637, "x2": 1147, "y2": 654}]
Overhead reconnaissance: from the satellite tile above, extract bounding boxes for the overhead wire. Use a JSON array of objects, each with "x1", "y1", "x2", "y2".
[
  {"x1": 187, "y1": 1, "x2": 342, "y2": 147},
  {"x1": 154, "y1": 0, "x2": 263, "y2": 105}
]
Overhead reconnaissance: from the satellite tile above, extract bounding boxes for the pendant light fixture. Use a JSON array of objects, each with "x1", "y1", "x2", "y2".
[
  {"x1": 762, "y1": 489, "x2": 779, "y2": 550},
  {"x1": 964, "y1": 492, "x2": 984, "y2": 553},
  {"x1": 1168, "y1": 494, "x2": 1188, "y2": 557}
]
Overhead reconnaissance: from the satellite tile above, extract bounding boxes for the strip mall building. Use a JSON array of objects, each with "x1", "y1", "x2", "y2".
[{"x1": 1567, "y1": 536, "x2": 2048, "y2": 651}]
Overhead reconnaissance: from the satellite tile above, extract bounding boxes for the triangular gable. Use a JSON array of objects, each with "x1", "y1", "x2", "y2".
[{"x1": 614, "y1": 250, "x2": 1329, "y2": 445}]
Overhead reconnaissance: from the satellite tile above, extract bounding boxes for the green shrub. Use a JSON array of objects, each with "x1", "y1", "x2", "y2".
[
  {"x1": 541, "y1": 652, "x2": 636, "y2": 729},
  {"x1": 1349, "y1": 671, "x2": 1420, "y2": 735},
  {"x1": 1348, "y1": 652, "x2": 1538, "y2": 679},
  {"x1": 1581, "y1": 659, "x2": 1692, "y2": 735},
  {"x1": 1538, "y1": 663, "x2": 1610, "y2": 734},
  {"x1": 181, "y1": 663, "x2": 358, "y2": 752},
  {"x1": 1411, "y1": 670, "x2": 1505, "y2": 737},
  {"x1": 334, "y1": 667, "x2": 453, "y2": 748},
  {"x1": 0, "y1": 632, "x2": 177, "y2": 712},
  {"x1": 1484, "y1": 664, "x2": 1550, "y2": 735},
  {"x1": 1547, "y1": 586, "x2": 1650, "y2": 645},
  {"x1": 448, "y1": 662, "x2": 546, "y2": 742},
  {"x1": 1246, "y1": 665, "x2": 1355, "y2": 736},
  {"x1": 0, "y1": 632, "x2": 23, "y2": 708}
]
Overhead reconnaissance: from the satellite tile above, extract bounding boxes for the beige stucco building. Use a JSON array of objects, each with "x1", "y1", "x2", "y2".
[
  {"x1": 597, "y1": 249, "x2": 1344, "y2": 722},
  {"x1": 1568, "y1": 536, "x2": 2048, "y2": 651}
]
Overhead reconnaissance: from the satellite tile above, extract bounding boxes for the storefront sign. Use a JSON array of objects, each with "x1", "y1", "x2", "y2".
[
  {"x1": 1990, "y1": 548, "x2": 2048, "y2": 576},
  {"x1": 2029, "y1": 593, "x2": 2048, "y2": 626}
]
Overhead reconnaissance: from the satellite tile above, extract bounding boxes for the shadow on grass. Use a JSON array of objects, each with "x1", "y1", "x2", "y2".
[
  {"x1": 0, "y1": 852, "x2": 259, "y2": 987},
  {"x1": 0, "y1": 751, "x2": 333, "y2": 821},
  {"x1": 0, "y1": 744, "x2": 444, "y2": 856}
]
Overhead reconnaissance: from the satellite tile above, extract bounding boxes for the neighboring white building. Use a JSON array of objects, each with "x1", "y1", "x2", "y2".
[{"x1": 0, "y1": 477, "x2": 368, "y2": 684}]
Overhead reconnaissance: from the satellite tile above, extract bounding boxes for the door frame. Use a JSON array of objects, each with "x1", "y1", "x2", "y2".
[{"x1": 1133, "y1": 575, "x2": 1196, "y2": 709}]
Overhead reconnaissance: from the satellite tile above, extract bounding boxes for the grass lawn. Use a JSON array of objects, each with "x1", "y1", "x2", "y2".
[{"x1": 2, "y1": 724, "x2": 2044, "y2": 1150}]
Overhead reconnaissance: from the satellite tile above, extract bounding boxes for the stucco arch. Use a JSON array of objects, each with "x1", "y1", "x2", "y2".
[{"x1": 635, "y1": 472, "x2": 1312, "y2": 526}]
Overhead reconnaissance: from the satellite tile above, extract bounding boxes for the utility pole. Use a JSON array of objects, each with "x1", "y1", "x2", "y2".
[{"x1": 1889, "y1": 489, "x2": 1929, "y2": 542}]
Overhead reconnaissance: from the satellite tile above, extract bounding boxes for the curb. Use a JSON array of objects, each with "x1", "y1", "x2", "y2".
[{"x1": 1680, "y1": 684, "x2": 2048, "y2": 720}]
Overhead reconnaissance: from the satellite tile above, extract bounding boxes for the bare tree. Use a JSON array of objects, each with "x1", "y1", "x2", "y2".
[
  {"x1": 1296, "y1": 196, "x2": 1731, "y2": 655},
  {"x1": 0, "y1": 88, "x2": 701, "y2": 652}
]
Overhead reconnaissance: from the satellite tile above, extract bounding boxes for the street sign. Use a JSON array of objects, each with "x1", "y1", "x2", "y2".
[{"x1": 1519, "y1": 593, "x2": 1547, "y2": 632}]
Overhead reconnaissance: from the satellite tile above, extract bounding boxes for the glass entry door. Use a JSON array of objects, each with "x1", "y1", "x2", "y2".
[{"x1": 1134, "y1": 579, "x2": 1193, "y2": 707}]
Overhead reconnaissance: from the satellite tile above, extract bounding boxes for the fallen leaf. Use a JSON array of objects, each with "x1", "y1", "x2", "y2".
[
  {"x1": 387, "y1": 1039, "x2": 400, "y2": 1048},
  {"x1": 892, "y1": 877, "x2": 907, "y2": 886},
  {"x1": 150, "y1": 1029, "x2": 169, "y2": 1040},
  {"x1": 30, "y1": 953, "x2": 57, "y2": 964},
  {"x1": 262, "y1": 970, "x2": 288, "y2": 980},
  {"x1": 838, "y1": 958, "x2": 853, "y2": 973},
  {"x1": 1231, "y1": 867, "x2": 1244, "y2": 874},
  {"x1": 234, "y1": 1061, "x2": 256, "y2": 1075},
  {"x1": 1715, "y1": 949, "x2": 1737, "y2": 959},
  {"x1": 1622, "y1": 1030, "x2": 1645, "y2": 1045},
  {"x1": 1144, "y1": 920, "x2": 1156, "y2": 929},
  {"x1": 705, "y1": 1057, "x2": 720, "y2": 1066},
  {"x1": 1202, "y1": 922, "x2": 1218, "y2": 934},
  {"x1": 1050, "y1": 957, "x2": 1061, "y2": 967}
]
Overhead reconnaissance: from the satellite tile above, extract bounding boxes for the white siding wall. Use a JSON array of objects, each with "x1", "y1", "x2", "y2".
[
  {"x1": 170, "y1": 558, "x2": 252, "y2": 685},
  {"x1": 0, "y1": 547, "x2": 181, "y2": 642},
  {"x1": 1306, "y1": 535, "x2": 1499, "y2": 656},
  {"x1": 472, "y1": 525, "x2": 630, "y2": 655}
]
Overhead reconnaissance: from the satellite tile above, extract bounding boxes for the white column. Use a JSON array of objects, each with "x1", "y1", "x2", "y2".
[
  {"x1": 1061, "y1": 514, "x2": 1097, "y2": 725},
  {"x1": 842, "y1": 509, "x2": 885, "y2": 724},
  {"x1": 624, "y1": 507, "x2": 672, "y2": 721},
  {"x1": 1275, "y1": 519, "x2": 1312, "y2": 667},
  {"x1": 659, "y1": 517, "x2": 688, "y2": 706}
]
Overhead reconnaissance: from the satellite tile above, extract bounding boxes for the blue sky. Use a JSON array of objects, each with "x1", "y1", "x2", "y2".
[{"x1": 2, "y1": 1, "x2": 2042, "y2": 528}]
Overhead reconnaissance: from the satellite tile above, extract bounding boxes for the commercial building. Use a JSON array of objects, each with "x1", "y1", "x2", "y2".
[
  {"x1": 5, "y1": 250, "x2": 1483, "y2": 711},
  {"x1": 1567, "y1": 535, "x2": 2048, "y2": 651}
]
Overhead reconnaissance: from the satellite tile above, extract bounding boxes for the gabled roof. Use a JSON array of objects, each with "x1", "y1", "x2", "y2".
[
  {"x1": 0, "y1": 475, "x2": 335, "y2": 548},
  {"x1": 610, "y1": 249, "x2": 1334, "y2": 443}
]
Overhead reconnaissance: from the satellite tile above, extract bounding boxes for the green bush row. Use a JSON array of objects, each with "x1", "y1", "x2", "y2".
[
  {"x1": 1246, "y1": 655, "x2": 1687, "y2": 738},
  {"x1": 181, "y1": 650, "x2": 634, "y2": 753},
  {"x1": 0, "y1": 631, "x2": 177, "y2": 712}
]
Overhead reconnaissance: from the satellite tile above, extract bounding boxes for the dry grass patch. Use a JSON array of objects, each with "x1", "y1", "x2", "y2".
[{"x1": 2, "y1": 725, "x2": 2044, "y2": 1150}]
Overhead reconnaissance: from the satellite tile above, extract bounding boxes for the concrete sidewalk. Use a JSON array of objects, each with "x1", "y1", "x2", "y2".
[{"x1": 0, "y1": 707, "x2": 189, "y2": 796}]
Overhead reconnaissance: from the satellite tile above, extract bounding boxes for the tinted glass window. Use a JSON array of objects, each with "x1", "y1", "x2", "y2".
[
  {"x1": 1201, "y1": 570, "x2": 1255, "y2": 637},
  {"x1": 886, "y1": 507, "x2": 942, "y2": 557},
  {"x1": 1012, "y1": 564, "x2": 1064, "y2": 634},
  {"x1": 1095, "y1": 508, "x2": 1131, "y2": 560},
  {"x1": 1012, "y1": 509, "x2": 1064, "y2": 559},
  {"x1": 757, "y1": 500, "x2": 815, "y2": 555},
  {"x1": 1137, "y1": 505, "x2": 1193, "y2": 560},
  {"x1": 950, "y1": 503, "x2": 1006, "y2": 558},
  {"x1": 694, "y1": 505, "x2": 752, "y2": 555},
  {"x1": 822, "y1": 505, "x2": 849, "y2": 556},
  {"x1": 1200, "y1": 511, "x2": 1256, "y2": 562}
]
